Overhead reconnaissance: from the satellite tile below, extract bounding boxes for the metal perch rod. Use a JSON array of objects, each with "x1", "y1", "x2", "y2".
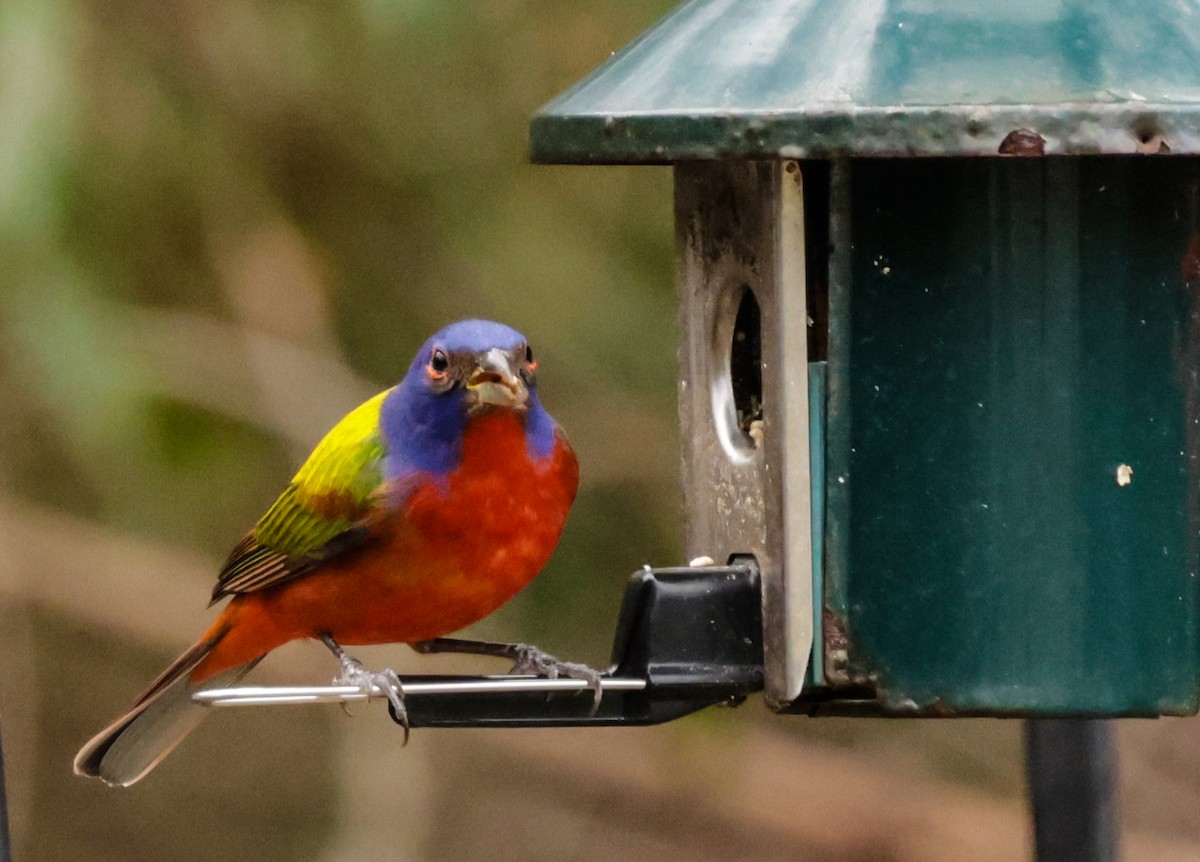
[{"x1": 195, "y1": 676, "x2": 646, "y2": 707}]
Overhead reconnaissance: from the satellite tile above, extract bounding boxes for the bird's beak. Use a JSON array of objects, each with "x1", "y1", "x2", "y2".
[{"x1": 466, "y1": 347, "x2": 528, "y2": 411}]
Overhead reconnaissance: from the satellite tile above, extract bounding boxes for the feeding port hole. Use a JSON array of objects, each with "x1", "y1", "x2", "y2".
[{"x1": 712, "y1": 284, "x2": 764, "y2": 461}]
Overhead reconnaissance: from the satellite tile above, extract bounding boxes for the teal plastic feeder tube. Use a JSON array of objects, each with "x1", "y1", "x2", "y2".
[{"x1": 531, "y1": 0, "x2": 1200, "y2": 716}]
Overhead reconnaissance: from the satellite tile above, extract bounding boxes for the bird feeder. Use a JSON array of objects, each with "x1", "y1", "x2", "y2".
[{"x1": 530, "y1": 0, "x2": 1200, "y2": 718}]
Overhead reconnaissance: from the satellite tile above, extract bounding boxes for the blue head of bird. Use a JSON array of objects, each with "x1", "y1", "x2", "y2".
[{"x1": 380, "y1": 319, "x2": 558, "y2": 478}]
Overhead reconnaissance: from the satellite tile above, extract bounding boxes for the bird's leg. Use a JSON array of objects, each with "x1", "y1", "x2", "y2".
[
  {"x1": 321, "y1": 634, "x2": 409, "y2": 742},
  {"x1": 411, "y1": 637, "x2": 603, "y2": 711}
]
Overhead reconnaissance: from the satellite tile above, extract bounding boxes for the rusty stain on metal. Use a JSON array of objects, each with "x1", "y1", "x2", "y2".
[
  {"x1": 1135, "y1": 131, "x2": 1171, "y2": 154},
  {"x1": 918, "y1": 698, "x2": 963, "y2": 718},
  {"x1": 999, "y1": 129, "x2": 1046, "y2": 156},
  {"x1": 822, "y1": 608, "x2": 852, "y2": 685},
  {"x1": 1181, "y1": 233, "x2": 1200, "y2": 285}
]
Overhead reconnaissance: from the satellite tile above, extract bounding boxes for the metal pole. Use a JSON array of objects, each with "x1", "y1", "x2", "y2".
[
  {"x1": 1025, "y1": 719, "x2": 1120, "y2": 862},
  {"x1": 0, "y1": 715, "x2": 11, "y2": 862}
]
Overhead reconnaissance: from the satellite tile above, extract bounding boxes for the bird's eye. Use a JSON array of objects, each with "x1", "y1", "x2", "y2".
[
  {"x1": 519, "y1": 344, "x2": 538, "y2": 386},
  {"x1": 427, "y1": 348, "x2": 450, "y2": 381}
]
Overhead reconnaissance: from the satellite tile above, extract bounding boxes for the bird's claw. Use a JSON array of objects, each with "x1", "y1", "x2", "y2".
[
  {"x1": 334, "y1": 656, "x2": 410, "y2": 743},
  {"x1": 508, "y1": 643, "x2": 604, "y2": 715}
]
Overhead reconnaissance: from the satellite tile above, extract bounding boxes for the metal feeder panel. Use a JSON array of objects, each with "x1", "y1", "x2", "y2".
[
  {"x1": 824, "y1": 155, "x2": 1200, "y2": 716},
  {"x1": 676, "y1": 160, "x2": 816, "y2": 707}
]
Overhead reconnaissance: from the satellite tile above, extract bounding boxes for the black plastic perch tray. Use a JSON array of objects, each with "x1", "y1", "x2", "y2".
[{"x1": 194, "y1": 563, "x2": 764, "y2": 728}]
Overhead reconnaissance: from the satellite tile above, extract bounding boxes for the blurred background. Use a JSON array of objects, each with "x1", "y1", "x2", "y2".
[{"x1": 1, "y1": 1, "x2": 1199, "y2": 860}]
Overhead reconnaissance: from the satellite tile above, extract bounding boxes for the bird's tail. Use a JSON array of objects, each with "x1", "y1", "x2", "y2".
[{"x1": 73, "y1": 627, "x2": 259, "y2": 787}]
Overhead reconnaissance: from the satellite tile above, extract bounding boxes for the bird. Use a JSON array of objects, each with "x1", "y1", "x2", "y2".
[{"x1": 75, "y1": 318, "x2": 585, "y2": 787}]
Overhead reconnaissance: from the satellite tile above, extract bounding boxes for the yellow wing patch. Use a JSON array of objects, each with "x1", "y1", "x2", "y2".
[{"x1": 212, "y1": 388, "x2": 392, "y2": 601}]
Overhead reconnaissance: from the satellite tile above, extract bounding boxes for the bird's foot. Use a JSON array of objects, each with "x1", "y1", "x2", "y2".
[
  {"x1": 409, "y1": 637, "x2": 604, "y2": 715},
  {"x1": 333, "y1": 655, "x2": 409, "y2": 743},
  {"x1": 508, "y1": 643, "x2": 604, "y2": 714}
]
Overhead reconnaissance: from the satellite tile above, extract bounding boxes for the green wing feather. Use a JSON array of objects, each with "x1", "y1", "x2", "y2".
[{"x1": 211, "y1": 389, "x2": 392, "y2": 602}]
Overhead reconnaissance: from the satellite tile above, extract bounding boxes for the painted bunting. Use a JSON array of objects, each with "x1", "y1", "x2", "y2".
[{"x1": 75, "y1": 319, "x2": 584, "y2": 786}]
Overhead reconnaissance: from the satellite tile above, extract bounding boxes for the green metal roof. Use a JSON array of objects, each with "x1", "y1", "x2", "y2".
[{"x1": 531, "y1": 0, "x2": 1200, "y2": 163}]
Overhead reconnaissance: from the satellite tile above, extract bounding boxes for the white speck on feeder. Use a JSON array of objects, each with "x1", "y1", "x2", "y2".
[
  {"x1": 689, "y1": 555, "x2": 716, "y2": 567},
  {"x1": 1116, "y1": 464, "x2": 1133, "y2": 487}
]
